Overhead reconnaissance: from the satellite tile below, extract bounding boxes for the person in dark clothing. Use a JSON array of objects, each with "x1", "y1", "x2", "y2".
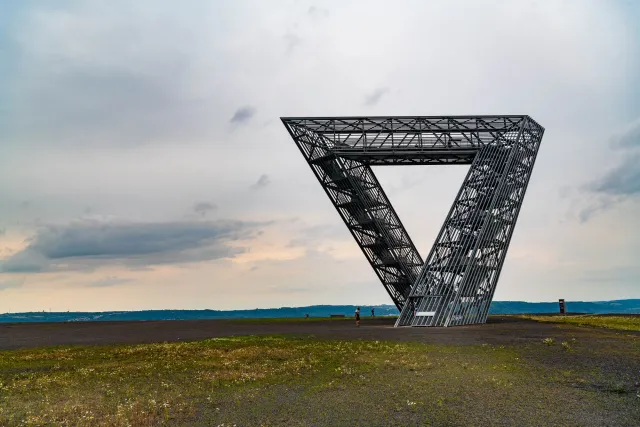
[
  {"x1": 355, "y1": 307, "x2": 361, "y2": 327},
  {"x1": 371, "y1": 308, "x2": 375, "y2": 317}
]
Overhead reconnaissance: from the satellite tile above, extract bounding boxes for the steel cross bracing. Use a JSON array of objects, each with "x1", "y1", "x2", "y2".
[{"x1": 281, "y1": 116, "x2": 544, "y2": 327}]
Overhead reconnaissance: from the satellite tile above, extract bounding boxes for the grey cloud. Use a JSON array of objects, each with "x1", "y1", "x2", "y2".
[
  {"x1": 0, "y1": 219, "x2": 267, "y2": 273},
  {"x1": 364, "y1": 87, "x2": 388, "y2": 106},
  {"x1": 230, "y1": 106, "x2": 256, "y2": 124},
  {"x1": 11, "y1": 69, "x2": 210, "y2": 148},
  {"x1": 577, "y1": 203, "x2": 601, "y2": 223},
  {"x1": 576, "y1": 197, "x2": 620, "y2": 223},
  {"x1": 308, "y1": 6, "x2": 329, "y2": 20},
  {"x1": 251, "y1": 174, "x2": 270, "y2": 190},
  {"x1": 4, "y1": 2, "x2": 238, "y2": 149},
  {"x1": 579, "y1": 119, "x2": 640, "y2": 221},
  {"x1": 193, "y1": 201, "x2": 217, "y2": 217},
  {"x1": 581, "y1": 154, "x2": 640, "y2": 221},
  {"x1": 0, "y1": 278, "x2": 24, "y2": 291},
  {"x1": 590, "y1": 154, "x2": 640, "y2": 197},
  {"x1": 284, "y1": 33, "x2": 302, "y2": 53},
  {"x1": 89, "y1": 276, "x2": 132, "y2": 287},
  {"x1": 610, "y1": 118, "x2": 640, "y2": 149},
  {"x1": 1, "y1": 250, "x2": 50, "y2": 273}
]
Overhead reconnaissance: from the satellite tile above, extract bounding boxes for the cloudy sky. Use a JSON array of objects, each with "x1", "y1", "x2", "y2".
[{"x1": 1, "y1": 0, "x2": 639, "y2": 312}]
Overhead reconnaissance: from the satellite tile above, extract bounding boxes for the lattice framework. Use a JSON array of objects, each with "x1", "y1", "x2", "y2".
[{"x1": 282, "y1": 116, "x2": 544, "y2": 327}]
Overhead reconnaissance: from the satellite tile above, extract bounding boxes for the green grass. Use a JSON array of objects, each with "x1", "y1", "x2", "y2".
[
  {"x1": 0, "y1": 336, "x2": 637, "y2": 426},
  {"x1": 519, "y1": 315, "x2": 640, "y2": 331}
]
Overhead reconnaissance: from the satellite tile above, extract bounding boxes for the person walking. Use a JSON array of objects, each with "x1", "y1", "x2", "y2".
[
  {"x1": 355, "y1": 307, "x2": 361, "y2": 327},
  {"x1": 371, "y1": 308, "x2": 375, "y2": 318}
]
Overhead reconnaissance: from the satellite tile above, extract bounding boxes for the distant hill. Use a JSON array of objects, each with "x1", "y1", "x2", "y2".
[
  {"x1": 0, "y1": 299, "x2": 638, "y2": 323},
  {"x1": 0, "y1": 305, "x2": 397, "y2": 323},
  {"x1": 488, "y1": 299, "x2": 640, "y2": 315}
]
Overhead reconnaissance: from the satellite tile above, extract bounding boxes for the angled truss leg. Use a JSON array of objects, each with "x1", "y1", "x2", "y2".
[
  {"x1": 396, "y1": 119, "x2": 543, "y2": 326},
  {"x1": 285, "y1": 125, "x2": 423, "y2": 308}
]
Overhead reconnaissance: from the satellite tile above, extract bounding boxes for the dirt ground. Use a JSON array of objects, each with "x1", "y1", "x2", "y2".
[
  {"x1": 2, "y1": 316, "x2": 638, "y2": 400},
  {"x1": 1, "y1": 316, "x2": 638, "y2": 426},
  {"x1": 1, "y1": 315, "x2": 637, "y2": 350}
]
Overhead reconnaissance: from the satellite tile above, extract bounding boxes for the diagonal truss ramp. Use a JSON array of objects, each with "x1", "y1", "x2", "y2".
[{"x1": 281, "y1": 116, "x2": 544, "y2": 327}]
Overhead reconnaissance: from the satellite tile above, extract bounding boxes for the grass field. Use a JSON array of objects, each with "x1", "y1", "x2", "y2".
[
  {"x1": 1, "y1": 332, "x2": 638, "y2": 426},
  {"x1": 520, "y1": 314, "x2": 640, "y2": 331}
]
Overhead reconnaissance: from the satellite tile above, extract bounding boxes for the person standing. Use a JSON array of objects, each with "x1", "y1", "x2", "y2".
[
  {"x1": 355, "y1": 307, "x2": 361, "y2": 327},
  {"x1": 371, "y1": 308, "x2": 375, "y2": 318}
]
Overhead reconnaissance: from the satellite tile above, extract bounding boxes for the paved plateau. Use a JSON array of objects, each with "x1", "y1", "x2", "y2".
[{"x1": 1, "y1": 316, "x2": 637, "y2": 350}]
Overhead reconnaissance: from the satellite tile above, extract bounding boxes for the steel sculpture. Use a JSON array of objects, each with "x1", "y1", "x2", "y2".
[{"x1": 281, "y1": 116, "x2": 544, "y2": 327}]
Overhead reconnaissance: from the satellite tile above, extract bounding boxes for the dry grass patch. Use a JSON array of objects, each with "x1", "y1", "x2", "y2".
[
  {"x1": 0, "y1": 335, "x2": 637, "y2": 426},
  {"x1": 520, "y1": 315, "x2": 640, "y2": 331}
]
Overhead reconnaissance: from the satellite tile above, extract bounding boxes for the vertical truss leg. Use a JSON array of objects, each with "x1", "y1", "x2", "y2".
[{"x1": 396, "y1": 118, "x2": 543, "y2": 326}]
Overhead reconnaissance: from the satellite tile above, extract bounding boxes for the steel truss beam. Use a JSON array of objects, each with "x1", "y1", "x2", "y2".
[{"x1": 281, "y1": 116, "x2": 544, "y2": 327}]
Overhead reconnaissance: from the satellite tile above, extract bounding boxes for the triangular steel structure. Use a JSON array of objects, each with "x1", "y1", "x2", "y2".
[{"x1": 281, "y1": 116, "x2": 544, "y2": 327}]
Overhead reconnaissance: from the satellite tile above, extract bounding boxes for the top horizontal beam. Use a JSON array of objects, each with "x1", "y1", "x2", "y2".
[
  {"x1": 281, "y1": 116, "x2": 537, "y2": 135},
  {"x1": 281, "y1": 115, "x2": 529, "y2": 121},
  {"x1": 281, "y1": 115, "x2": 544, "y2": 164}
]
